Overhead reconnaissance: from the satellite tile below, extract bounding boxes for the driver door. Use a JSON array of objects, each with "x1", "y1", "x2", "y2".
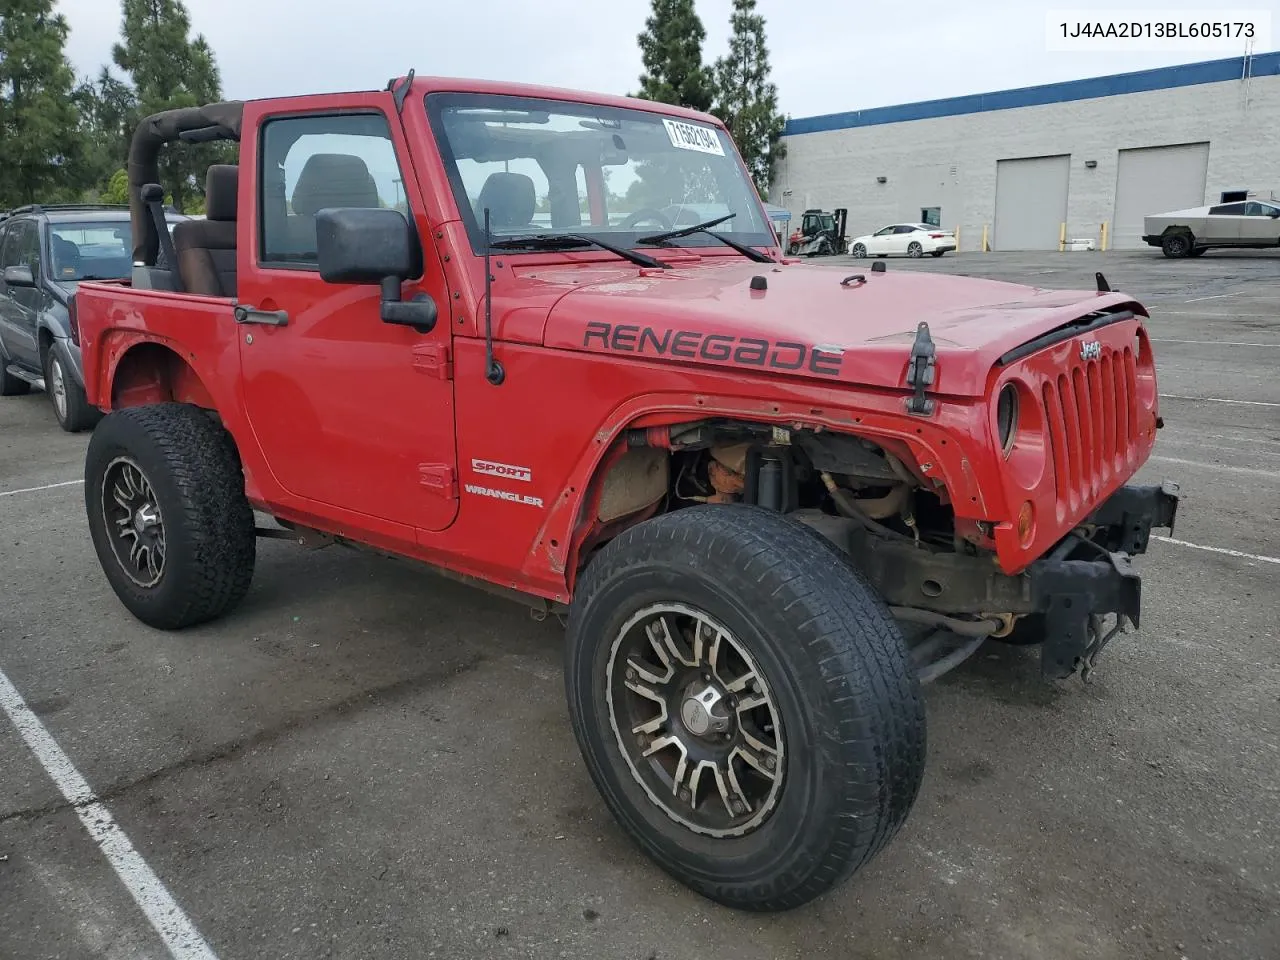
[
  {"x1": 866, "y1": 225, "x2": 895, "y2": 254},
  {"x1": 235, "y1": 95, "x2": 459, "y2": 534}
]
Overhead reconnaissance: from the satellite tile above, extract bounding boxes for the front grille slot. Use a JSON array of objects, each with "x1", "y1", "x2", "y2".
[{"x1": 1039, "y1": 343, "x2": 1140, "y2": 516}]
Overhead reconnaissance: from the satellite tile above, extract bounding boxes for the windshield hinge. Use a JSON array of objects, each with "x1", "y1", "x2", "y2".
[
  {"x1": 412, "y1": 342, "x2": 452, "y2": 379},
  {"x1": 904, "y1": 321, "x2": 937, "y2": 416}
]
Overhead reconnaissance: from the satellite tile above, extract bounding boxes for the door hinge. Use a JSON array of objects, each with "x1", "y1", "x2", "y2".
[
  {"x1": 412, "y1": 342, "x2": 452, "y2": 379},
  {"x1": 419, "y1": 463, "x2": 457, "y2": 498}
]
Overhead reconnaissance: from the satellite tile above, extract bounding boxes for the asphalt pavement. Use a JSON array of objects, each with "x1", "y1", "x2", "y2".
[{"x1": 1, "y1": 249, "x2": 1277, "y2": 960}]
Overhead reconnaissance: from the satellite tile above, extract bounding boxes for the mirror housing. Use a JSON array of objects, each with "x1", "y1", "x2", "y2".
[
  {"x1": 317, "y1": 207, "x2": 422, "y2": 284},
  {"x1": 4, "y1": 265, "x2": 35, "y2": 288},
  {"x1": 316, "y1": 207, "x2": 435, "y2": 331}
]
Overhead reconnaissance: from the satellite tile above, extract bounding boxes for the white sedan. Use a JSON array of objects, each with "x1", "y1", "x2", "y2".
[{"x1": 849, "y1": 223, "x2": 955, "y2": 258}]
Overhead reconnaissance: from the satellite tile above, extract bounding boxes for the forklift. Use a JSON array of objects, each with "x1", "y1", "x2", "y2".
[{"x1": 785, "y1": 207, "x2": 848, "y2": 256}]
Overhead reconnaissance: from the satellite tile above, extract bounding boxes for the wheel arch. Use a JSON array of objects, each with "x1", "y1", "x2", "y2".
[
  {"x1": 545, "y1": 398, "x2": 973, "y2": 597},
  {"x1": 109, "y1": 341, "x2": 217, "y2": 412}
]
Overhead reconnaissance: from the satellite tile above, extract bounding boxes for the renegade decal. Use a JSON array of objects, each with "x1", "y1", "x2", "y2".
[
  {"x1": 464, "y1": 484, "x2": 545, "y2": 508},
  {"x1": 661, "y1": 118, "x2": 726, "y2": 156},
  {"x1": 581, "y1": 321, "x2": 845, "y2": 378},
  {"x1": 471, "y1": 458, "x2": 532, "y2": 482}
]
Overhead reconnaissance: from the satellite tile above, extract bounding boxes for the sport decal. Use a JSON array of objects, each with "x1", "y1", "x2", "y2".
[
  {"x1": 582, "y1": 321, "x2": 845, "y2": 378},
  {"x1": 471, "y1": 458, "x2": 532, "y2": 483}
]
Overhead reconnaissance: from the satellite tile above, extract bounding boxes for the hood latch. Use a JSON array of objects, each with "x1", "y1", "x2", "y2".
[{"x1": 905, "y1": 321, "x2": 937, "y2": 415}]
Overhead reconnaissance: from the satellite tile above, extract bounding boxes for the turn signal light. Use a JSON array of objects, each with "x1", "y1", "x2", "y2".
[{"x1": 1017, "y1": 500, "x2": 1035, "y2": 546}]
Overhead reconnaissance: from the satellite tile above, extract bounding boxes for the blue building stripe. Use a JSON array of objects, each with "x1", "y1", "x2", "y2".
[{"x1": 784, "y1": 51, "x2": 1280, "y2": 136}]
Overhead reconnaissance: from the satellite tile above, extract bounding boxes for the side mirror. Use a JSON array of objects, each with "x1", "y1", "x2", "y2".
[
  {"x1": 4, "y1": 265, "x2": 34, "y2": 288},
  {"x1": 316, "y1": 207, "x2": 436, "y2": 332}
]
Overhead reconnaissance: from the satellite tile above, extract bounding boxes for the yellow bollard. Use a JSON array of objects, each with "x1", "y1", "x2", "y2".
[
  {"x1": 1100, "y1": 221, "x2": 1109, "y2": 252},
  {"x1": 954, "y1": 225, "x2": 961, "y2": 252},
  {"x1": 1059, "y1": 222, "x2": 1066, "y2": 252},
  {"x1": 982, "y1": 223, "x2": 989, "y2": 252}
]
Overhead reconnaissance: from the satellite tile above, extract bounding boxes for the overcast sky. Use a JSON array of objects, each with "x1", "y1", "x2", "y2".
[{"x1": 57, "y1": 0, "x2": 1278, "y2": 119}]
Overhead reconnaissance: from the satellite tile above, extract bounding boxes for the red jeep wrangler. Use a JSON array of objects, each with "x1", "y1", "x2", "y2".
[{"x1": 72, "y1": 74, "x2": 1179, "y2": 911}]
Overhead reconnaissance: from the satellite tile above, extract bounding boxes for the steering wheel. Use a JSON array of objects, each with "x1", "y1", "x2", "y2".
[{"x1": 618, "y1": 208, "x2": 673, "y2": 230}]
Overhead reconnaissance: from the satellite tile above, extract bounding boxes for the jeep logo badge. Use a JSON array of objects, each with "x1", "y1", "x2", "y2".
[{"x1": 1079, "y1": 340, "x2": 1101, "y2": 361}]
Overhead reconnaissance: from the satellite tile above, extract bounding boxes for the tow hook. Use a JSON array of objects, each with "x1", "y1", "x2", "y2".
[{"x1": 1080, "y1": 613, "x2": 1129, "y2": 683}]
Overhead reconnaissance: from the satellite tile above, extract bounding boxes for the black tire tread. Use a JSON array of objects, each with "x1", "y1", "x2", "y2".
[
  {"x1": 567, "y1": 504, "x2": 926, "y2": 911},
  {"x1": 46, "y1": 350, "x2": 99, "y2": 433},
  {"x1": 85, "y1": 402, "x2": 255, "y2": 629}
]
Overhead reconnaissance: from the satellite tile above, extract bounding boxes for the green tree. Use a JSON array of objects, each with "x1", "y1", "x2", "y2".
[
  {"x1": 100, "y1": 167, "x2": 130, "y2": 205},
  {"x1": 634, "y1": 0, "x2": 714, "y2": 111},
  {"x1": 711, "y1": 0, "x2": 785, "y2": 196},
  {"x1": 72, "y1": 67, "x2": 138, "y2": 197},
  {"x1": 0, "y1": 0, "x2": 87, "y2": 207},
  {"x1": 111, "y1": 0, "x2": 225, "y2": 212}
]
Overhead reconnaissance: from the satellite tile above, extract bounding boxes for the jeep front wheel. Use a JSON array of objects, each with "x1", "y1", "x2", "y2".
[
  {"x1": 85, "y1": 402, "x2": 256, "y2": 630},
  {"x1": 564, "y1": 505, "x2": 926, "y2": 911}
]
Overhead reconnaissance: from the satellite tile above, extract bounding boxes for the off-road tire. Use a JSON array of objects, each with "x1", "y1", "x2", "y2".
[
  {"x1": 564, "y1": 504, "x2": 927, "y2": 912},
  {"x1": 85, "y1": 402, "x2": 255, "y2": 630},
  {"x1": 1161, "y1": 232, "x2": 1192, "y2": 258},
  {"x1": 0, "y1": 364, "x2": 30, "y2": 396},
  {"x1": 907, "y1": 241, "x2": 924, "y2": 258},
  {"x1": 45, "y1": 348, "x2": 99, "y2": 433},
  {"x1": 851, "y1": 242, "x2": 867, "y2": 258}
]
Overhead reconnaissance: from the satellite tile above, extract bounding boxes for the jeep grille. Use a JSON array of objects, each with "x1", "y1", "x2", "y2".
[{"x1": 1041, "y1": 342, "x2": 1141, "y2": 514}]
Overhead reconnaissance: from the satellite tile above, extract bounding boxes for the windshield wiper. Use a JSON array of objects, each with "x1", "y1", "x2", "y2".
[
  {"x1": 638, "y1": 214, "x2": 776, "y2": 264},
  {"x1": 488, "y1": 233, "x2": 670, "y2": 269}
]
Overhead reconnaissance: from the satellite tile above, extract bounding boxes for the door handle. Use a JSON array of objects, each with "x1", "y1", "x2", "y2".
[{"x1": 234, "y1": 305, "x2": 289, "y2": 326}]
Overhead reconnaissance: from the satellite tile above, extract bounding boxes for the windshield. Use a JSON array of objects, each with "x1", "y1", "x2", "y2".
[
  {"x1": 425, "y1": 92, "x2": 773, "y2": 254},
  {"x1": 47, "y1": 220, "x2": 134, "y2": 281}
]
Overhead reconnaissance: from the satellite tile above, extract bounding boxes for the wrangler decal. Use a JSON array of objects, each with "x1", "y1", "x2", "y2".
[
  {"x1": 582, "y1": 321, "x2": 845, "y2": 377},
  {"x1": 464, "y1": 483, "x2": 545, "y2": 508}
]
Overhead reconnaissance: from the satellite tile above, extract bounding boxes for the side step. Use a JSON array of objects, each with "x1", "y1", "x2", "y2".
[{"x1": 5, "y1": 364, "x2": 44, "y2": 391}]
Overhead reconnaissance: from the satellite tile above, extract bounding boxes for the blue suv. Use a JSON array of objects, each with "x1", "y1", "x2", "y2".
[{"x1": 0, "y1": 203, "x2": 186, "y2": 431}]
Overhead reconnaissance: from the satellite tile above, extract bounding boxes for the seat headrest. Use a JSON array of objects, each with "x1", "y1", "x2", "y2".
[
  {"x1": 205, "y1": 165, "x2": 238, "y2": 222},
  {"x1": 475, "y1": 172, "x2": 535, "y2": 229},
  {"x1": 291, "y1": 154, "x2": 379, "y2": 216}
]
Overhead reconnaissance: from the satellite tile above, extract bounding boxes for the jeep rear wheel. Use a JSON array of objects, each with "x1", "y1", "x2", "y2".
[
  {"x1": 564, "y1": 505, "x2": 926, "y2": 911},
  {"x1": 85, "y1": 402, "x2": 256, "y2": 630}
]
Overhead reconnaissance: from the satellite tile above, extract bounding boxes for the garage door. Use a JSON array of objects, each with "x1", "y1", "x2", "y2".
[
  {"x1": 1112, "y1": 142, "x2": 1209, "y2": 249},
  {"x1": 993, "y1": 155, "x2": 1071, "y2": 251}
]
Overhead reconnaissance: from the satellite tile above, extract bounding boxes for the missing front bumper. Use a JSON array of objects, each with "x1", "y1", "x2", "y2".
[{"x1": 799, "y1": 480, "x2": 1181, "y2": 681}]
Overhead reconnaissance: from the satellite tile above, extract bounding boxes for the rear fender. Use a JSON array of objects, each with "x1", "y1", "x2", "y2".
[{"x1": 108, "y1": 340, "x2": 216, "y2": 411}]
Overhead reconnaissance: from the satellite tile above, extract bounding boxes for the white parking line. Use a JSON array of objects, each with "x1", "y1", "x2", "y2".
[
  {"x1": 1153, "y1": 536, "x2": 1280, "y2": 566},
  {"x1": 1152, "y1": 339, "x2": 1280, "y2": 348},
  {"x1": 1159, "y1": 394, "x2": 1280, "y2": 408},
  {"x1": 1184, "y1": 292, "x2": 1243, "y2": 303},
  {"x1": 0, "y1": 668, "x2": 219, "y2": 960},
  {"x1": 0, "y1": 479, "x2": 84, "y2": 498},
  {"x1": 1149, "y1": 455, "x2": 1279, "y2": 478}
]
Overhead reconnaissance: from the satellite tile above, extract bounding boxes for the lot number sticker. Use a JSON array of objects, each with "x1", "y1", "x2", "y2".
[{"x1": 662, "y1": 118, "x2": 725, "y2": 156}]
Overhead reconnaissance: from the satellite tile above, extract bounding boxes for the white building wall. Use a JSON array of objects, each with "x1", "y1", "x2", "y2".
[{"x1": 772, "y1": 71, "x2": 1280, "y2": 250}]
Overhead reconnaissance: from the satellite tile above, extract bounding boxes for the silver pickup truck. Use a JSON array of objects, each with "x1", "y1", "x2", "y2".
[{"x1": 1143, "y1": 198, "x2": 1280, "y2": 258}]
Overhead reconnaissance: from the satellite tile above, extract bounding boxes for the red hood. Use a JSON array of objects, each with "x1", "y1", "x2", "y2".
[{"x1": 537, "y1": 259, "x2": 1142, "y2": 396}]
